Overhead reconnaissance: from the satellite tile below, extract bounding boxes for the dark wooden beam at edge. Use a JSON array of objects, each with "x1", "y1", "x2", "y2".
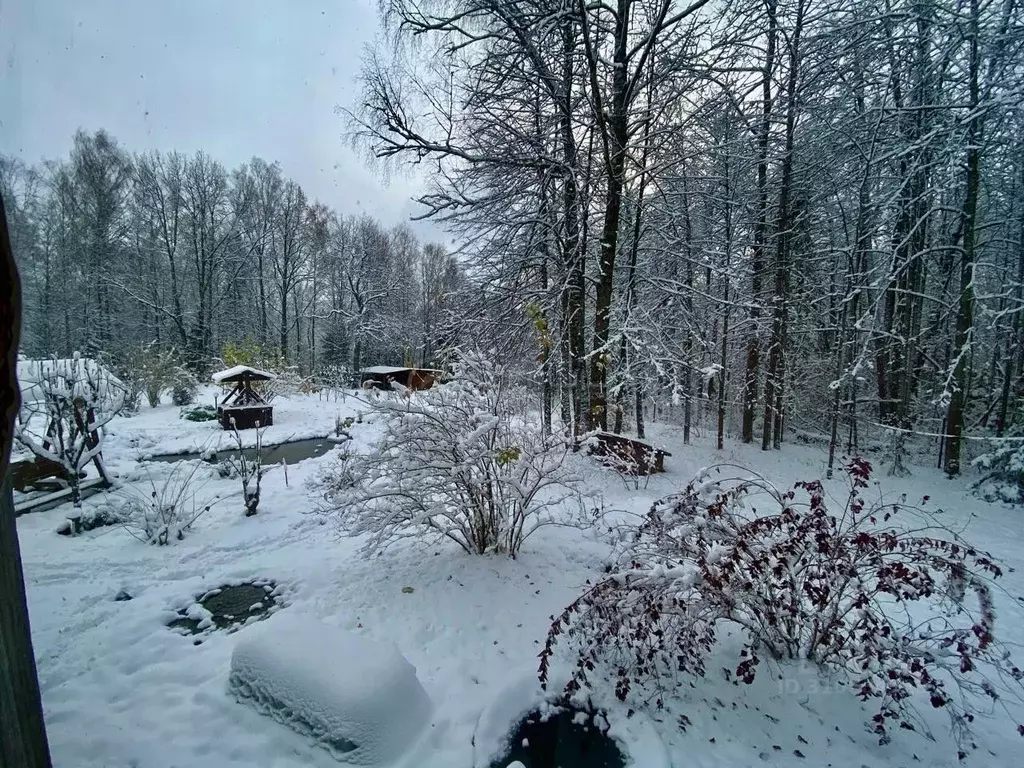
[{"x1": 0, "y1": 192, "x2": 53, "y2": 766}]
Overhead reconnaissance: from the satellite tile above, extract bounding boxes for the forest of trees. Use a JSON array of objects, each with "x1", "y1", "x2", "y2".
[
  {"x1": 5, "y1": 0, "x2": 1024, "y2": 480},
  {"x1": 351, "y1": 0, "x2": 1024, "y2": 477},
  {"x1": 1, "y1": 129, "x2": 466, "y2": 379}
]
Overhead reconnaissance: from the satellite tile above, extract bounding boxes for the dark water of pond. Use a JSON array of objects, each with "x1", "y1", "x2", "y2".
[
  {"x1": 169, "y1": 582, "x2": 280, "y2": 641},
  {"x1": 489, "y1": 706, "x2": 626, "y2": 768},
  {"x1": 145, "y1": 437, "x2": 336, "y2": 466}
]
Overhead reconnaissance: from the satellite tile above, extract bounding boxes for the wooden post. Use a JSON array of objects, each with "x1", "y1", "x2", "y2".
[{"x1": 0, "y1": 192, "x2": 53, "y2": 765}]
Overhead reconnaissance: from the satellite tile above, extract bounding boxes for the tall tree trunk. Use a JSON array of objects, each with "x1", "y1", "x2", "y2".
[
  {"x1": 293, "y1": 289, "x2": 302, "y2": 371},
  {"x1": 876, "y1": 6, "x2": 932, "y2": 438},
  {"x1": 587, "y1": 0, "x2": 630, "y2": 431},
  {"x1": 257, "y1": 248, "x2": 268, "y2": 347},
  {"x1": 718, "y1": 125, "x2": 733, "y2": 451},
  {"x1": 352, "y1": 337, "x2": 362, "y2": 376},
  {"x1": 995, "y1": 146, "x2": 1024, "y2": 436},
  {"x1": 743, "y1": 0, "x2": 777, "y2": 443},
  {"x1": 537, "y1": 165, "x2": 554, "y2": 438},
  {"x1": 944, "y1": 0, "x2": 981, "y2": 475},
  {"x1": 0, "y1": 192, "x2": 54, "y2": 768},
  {"x1": 561, "y1": 17, "x2": 587, "y2": 436},
  {"x1": 762, "y1": 0, "x2": 801, "y2": 451},
  {"x1": 830, "y1": 140, "x2": 873, "y2": 474},
  {"x1": 280, "y1": 265, "x2": 290, "y2": 363},
  {"x1": 682, "y1": 164, "x2": 695, "y2": 445},
  {"x1": 615, "y1": 63, "x2": 655, "y2": 438},
  {"x1": 616, "y1": 189, "x2": 644, "y2": 436}
]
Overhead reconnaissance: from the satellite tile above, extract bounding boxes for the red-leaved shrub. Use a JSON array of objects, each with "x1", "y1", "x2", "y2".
[{"x1": 540, "y1": 459, "x2": 1024, "y2": 755}]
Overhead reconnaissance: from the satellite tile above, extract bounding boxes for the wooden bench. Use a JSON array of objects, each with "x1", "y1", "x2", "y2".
[
  {"x1": 7, "y1": 457, "x2": 82, "y2": 493},
  {"x1": 585, "y1": 431, "x2": 671, "y2": 475}
]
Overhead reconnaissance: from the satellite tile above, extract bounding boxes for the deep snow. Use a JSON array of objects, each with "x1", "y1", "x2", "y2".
[
  {"x1": 230, "y1": 615, "x2": 433, "y2": 764},
  {"x1": 14, "y1": 390, "x2": 1024, "y2": 767}
]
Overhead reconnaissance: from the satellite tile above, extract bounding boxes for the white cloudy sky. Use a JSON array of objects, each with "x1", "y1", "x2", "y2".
[{"x1": 0, "y1": 0, "x2": 443, "y2": 239}]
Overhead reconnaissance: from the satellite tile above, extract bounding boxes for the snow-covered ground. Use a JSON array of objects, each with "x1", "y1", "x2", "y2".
[
  {"x1": 106, "y1": 386, "x2": 353, "y2": 460},
  {"x1": 15, "y1": 392, "x2": 1024, "y2": 767}
]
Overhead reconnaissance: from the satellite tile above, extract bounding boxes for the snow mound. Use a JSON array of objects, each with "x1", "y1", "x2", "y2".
[{"x1": 229, "y1": 616, "x2": 432, "y2": 764}]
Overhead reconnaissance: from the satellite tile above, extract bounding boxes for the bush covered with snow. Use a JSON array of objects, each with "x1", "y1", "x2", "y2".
[
  {"x1": 972, "y1": 436, "x2": 1024, "y2": 505},
  {"x1": 118, "y1": 461, "x2": 212, "y2": 545},
  {"x1": 229, "y1": 616, "x2": 432, "y2": 764},
  {"x1": 115, "y1": 342, "x2": 193, "y2": 408},
  {"x1": 171, "y1": 371, "x2": 199, "y2": 405},
  {"x1": 181, "y1": 403, "x2": 218, "y2": 422},
  {"x1": 318, "y1": 350, "x2": 591, "y2": 557},
  {"x1": 540, "y1": 459, "x2": 1024, "y2": 755},
  {"x1": 15, "y1": 352, "x2": 125, "y2": 509},
  {"x1": 55, "y1": 502, "x2": 124, "y2": 536}
]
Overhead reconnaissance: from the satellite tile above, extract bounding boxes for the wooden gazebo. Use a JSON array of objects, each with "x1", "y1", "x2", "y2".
[
  {"x1": 212, "y1": 365, "x2": 276, "y2": 430},
  {"x1": 360, "y1": 366, "x2": 441, "y2": 391}
]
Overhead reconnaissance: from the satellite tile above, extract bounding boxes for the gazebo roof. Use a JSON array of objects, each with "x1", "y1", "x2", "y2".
[
  {"x1": 211, "y1": 364, "x2": 277, "y2": 384},
  {"x1": 361, "y1": 366, "x2": 443, "y2": 375}
]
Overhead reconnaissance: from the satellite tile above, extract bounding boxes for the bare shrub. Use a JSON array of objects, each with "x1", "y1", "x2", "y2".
[
  {"x1": 317, "y1": 350, "x2": 591, "y2": 557},
  {"x1": 224, "y1": 425, "x2": 264, "y2": 517},
  {"x1": 119, "y1": 461, "x2": 212, "y2": 545},
  {"x1": 540, "y1": 459, "x2": 1024, "y2": 755}
]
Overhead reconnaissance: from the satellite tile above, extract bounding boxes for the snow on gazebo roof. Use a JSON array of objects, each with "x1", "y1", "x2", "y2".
[
  {"x1": 211, "y1": 364, "x2": 277, "y2": 383},
  {"x1": 361, "y1": 365, "x2": 413, "y2": 375},
  {"x1": 361, "y1": 366, "x2": 443, "y2": 375}
]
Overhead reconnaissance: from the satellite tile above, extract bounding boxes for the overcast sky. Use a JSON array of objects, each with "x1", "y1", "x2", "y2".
[{"x1": 0, "y1": 0, "x2": 444, "y2": 239}]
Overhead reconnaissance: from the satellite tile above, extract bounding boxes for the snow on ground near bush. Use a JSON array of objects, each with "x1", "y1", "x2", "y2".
[
  {"x1": 101, "y1": 386, "x2": 356, "y2": 461},
  {"x1": 15, "y1": 395, "x2": 1024, "y2": 767},
  {"x1": 229, "y1": 615, "x2": 432, "y2": 764}
]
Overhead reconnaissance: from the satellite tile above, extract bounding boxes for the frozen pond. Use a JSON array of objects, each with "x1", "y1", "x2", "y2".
[{"x1": 144, "y1": 436, "x2": 336, "y2": 467}]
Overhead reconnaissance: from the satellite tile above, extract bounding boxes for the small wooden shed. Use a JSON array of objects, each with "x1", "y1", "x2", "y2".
[
  {"x1": 212, "y1": 365, "x2": 276, "y2": 430},
  {"x1": 585, "y1": 431, "x2": 672, "y2": 475},
  {"x1": 361, "y1": 366, "x2": 441, "y2": 391}
]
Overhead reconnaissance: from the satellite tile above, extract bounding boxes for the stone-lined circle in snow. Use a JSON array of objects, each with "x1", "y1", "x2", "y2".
[
  {"x1": 168, "y1": 578, "x2": 285, "y2": 642},
  {"x1": 229, "y1": 615, "x2": 432, "y2": 765}
]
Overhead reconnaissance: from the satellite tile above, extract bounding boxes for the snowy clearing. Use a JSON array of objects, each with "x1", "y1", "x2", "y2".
[{"x1": 16, "y1": 392, "x2": 1024, "y2": 767}]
